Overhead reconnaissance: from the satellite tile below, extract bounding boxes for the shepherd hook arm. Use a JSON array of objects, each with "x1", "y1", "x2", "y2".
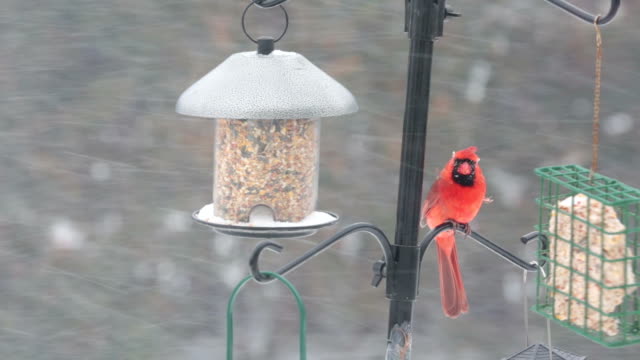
[
  {"x1": 546, "y1": 0, "x2": 620, "y2": 25},
  {"x1": 250, "y1": 223, "x2": 393, "y2": 283},
  {"x1": 254, "y1": 0, "x2": 621, "y2": 26},
  {"x1": 419, "y1": 222, "x2": 548, "y2": 272}
]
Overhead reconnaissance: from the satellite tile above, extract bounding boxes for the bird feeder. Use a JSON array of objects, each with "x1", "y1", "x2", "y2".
[
  {"x1": 533, "y1": 165, "x2": 640, "y2": 347},
  {"x1": 176, "y1": 3, "x2": 357, "y2": 237}
]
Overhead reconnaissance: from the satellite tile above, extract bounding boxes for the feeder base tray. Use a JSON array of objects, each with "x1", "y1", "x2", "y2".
[
  {"x1": 192, "y1": 204, "x2": 339, "y2": 238},
  {"x1": 502, "y1": 344, "x2": 586, "y2": 360}
]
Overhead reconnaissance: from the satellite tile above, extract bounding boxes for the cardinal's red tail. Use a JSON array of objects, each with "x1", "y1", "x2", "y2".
[{"x1": 435, "y1": 232, "x2": 469, "y2": 318}]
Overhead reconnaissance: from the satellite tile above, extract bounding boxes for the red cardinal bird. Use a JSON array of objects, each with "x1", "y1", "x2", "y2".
[{"x1": 420, "y1": 146, "x2": 488, "y2": 318}]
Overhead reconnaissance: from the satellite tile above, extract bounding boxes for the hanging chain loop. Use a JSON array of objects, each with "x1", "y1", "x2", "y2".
[
  {"x1": 590, "y1": 16, "x2": 603, "y2": 179},
  {"x1": 242, "y1": 0, "x2": 289, "y2": 44}
]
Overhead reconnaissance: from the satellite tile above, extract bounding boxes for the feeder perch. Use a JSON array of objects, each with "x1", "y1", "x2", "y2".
[
  {"x1": 176, "y1": 11, "x2": 357, "y2": 238},
  {"x1": 502, "y1": 344, "x2": 586, "y2": 360},
  {"x1": 534, "y1": 165, "x2": 640, "y2": 347},
  {"x1": 226, "y1": 272, "x2": 307, "y2": 360}
]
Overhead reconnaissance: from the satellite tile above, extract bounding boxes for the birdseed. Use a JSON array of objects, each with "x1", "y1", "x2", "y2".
[
  {"x1": 547, "y1": 194, "x2": 637, "y2": 336},
  {"x1": 213, "y1": 118, "x2": 319, "y2": 223}
]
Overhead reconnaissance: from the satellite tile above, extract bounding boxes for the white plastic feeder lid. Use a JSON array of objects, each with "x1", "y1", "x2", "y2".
[{"x1": 176, "y1": 50, "x2": 358, "y2": 119}]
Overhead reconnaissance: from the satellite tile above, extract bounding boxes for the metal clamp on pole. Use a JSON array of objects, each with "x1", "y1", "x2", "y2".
[
  {"x1": 405, "y1": 0, "x2": 460, "y2": 40},
  {"x1": 385, "y1": 245, "x2": 421, "y2": 301}
]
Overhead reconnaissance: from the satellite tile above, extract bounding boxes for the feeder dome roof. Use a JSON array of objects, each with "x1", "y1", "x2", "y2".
[{"x1": 176, "y1": 50, "x2": 358, "y2": 119}]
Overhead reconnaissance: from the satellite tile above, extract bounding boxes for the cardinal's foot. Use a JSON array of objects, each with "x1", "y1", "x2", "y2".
[{"x1": 447, "y1": 220, "x2": 471, "y2": 237}]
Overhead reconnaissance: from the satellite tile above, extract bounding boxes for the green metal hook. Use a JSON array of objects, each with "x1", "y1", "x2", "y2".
[{"x1": 227, "y1": 272, "x2": 307, "y2": 360}]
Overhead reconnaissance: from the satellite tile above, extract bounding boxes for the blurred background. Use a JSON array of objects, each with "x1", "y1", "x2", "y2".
[{"x1": 2, "y1": 0, "x2": 640, "y2": 359}]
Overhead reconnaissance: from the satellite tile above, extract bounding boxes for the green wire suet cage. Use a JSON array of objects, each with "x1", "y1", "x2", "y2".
[{"x1": 533, "y1": 164, "x2": 640, "y2": 347}]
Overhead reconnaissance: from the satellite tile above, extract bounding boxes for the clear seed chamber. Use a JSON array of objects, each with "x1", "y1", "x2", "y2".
[{"x1": 214, "y1": 118, "x2": 319, "y2": 223}]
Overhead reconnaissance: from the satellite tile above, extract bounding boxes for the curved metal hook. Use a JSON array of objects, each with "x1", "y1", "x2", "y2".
[
  {"x1": 520, "y1": 231, "x2": 549, "y2": 267},
  {"x1": 249, "y1": 223, "x2": 393, "y2": 283},
  {"x1": 419, "y1": 222, "x2": 548, "y2": 272},
  {"x1": 249, "y1": 241, "x2": 284, "y2": 282},
  {"x1": 546, "y1": 0, "x2": 620, "y2": 25},
  {"x1": 253, "y1": 0, "x2": 288, "y2": 9},
  {"x1": 418, "y1": 222, "x2": 459, "y2": 259}
]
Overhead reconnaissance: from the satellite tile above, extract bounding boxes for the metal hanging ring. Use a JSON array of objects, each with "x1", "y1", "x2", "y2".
[{"x1": 242, "y1": 1, "x2": 289, "y2": 44}]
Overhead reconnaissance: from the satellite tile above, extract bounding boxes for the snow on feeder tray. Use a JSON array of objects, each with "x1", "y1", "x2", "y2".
[
  {"x1": 533, "y1": 165, "x2": 640, "y2": 348},
  {"x1": 176, "y1": 15, "x2": 357, "y2": 238}
]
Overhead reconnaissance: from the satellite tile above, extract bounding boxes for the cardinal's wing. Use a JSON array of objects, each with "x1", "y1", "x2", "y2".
[{"x1": 420, "y1": 179, "x2": 441, "y2": 228}]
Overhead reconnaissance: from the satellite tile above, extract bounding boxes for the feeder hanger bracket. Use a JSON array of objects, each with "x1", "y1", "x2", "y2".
[
  {"x1": 546, "y1": 0, "x2": 620, "y2": 25},
  {"x1": 250, "y1": 0, "x2": 619, "y2": 41},
  {"x1": 404, "y1": 0, "x2": 620, "y2": 36},
  {"x1": 249, "y1": 223, "x2": 394, "y2": 283},
  {"x1": 248, "y1": 222, "x2": 548, "y2": 292}
]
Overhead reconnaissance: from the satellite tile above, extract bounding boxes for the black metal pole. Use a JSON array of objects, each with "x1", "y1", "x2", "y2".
[
  {"x1": 385, "y1": 36, "x2": 433, "y2": 334},
  {"x1": 385, "y1": 0, "x2": 448, "y2": 354}
]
